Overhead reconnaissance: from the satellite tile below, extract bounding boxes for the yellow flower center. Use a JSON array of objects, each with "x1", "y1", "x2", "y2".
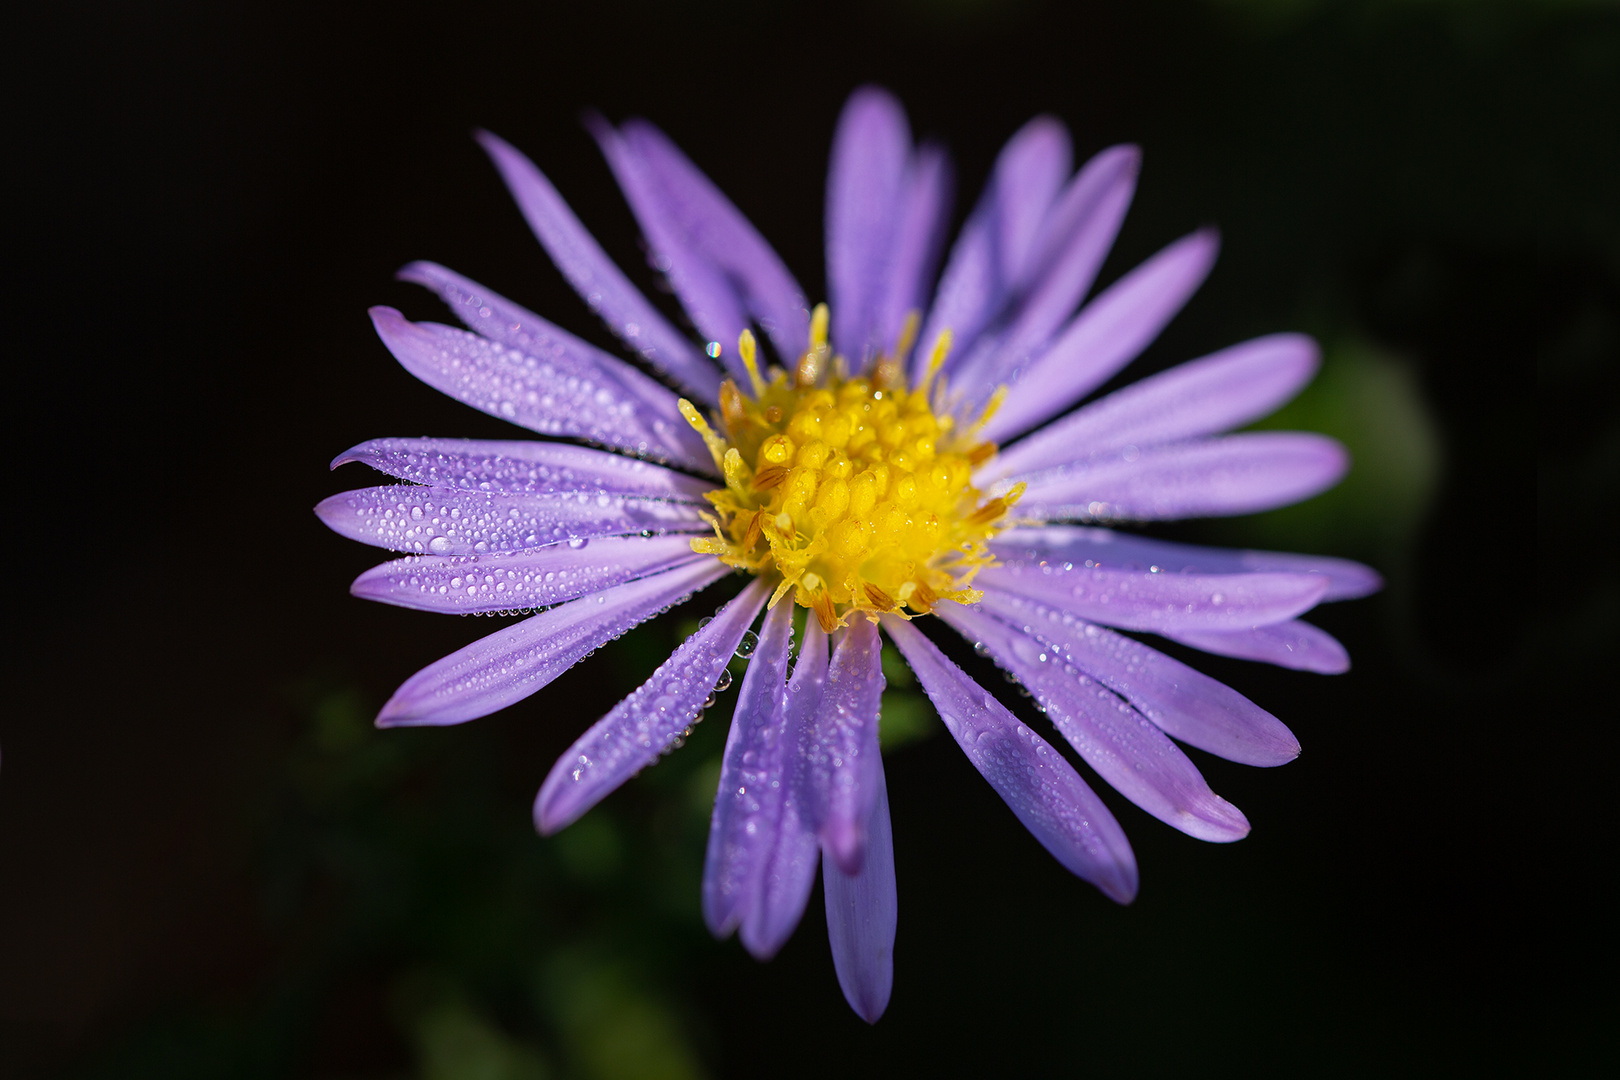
[{"x1": 680, "y1": 304, "x2": 1023, "y2": 632}]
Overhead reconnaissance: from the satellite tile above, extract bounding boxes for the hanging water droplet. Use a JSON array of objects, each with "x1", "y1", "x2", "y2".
[
  {"x1": 702, "y1": 691, "x2": 718, "y2": 709},
  {"x1": 713, "y1": 668, "x2": 733, "y2": 693},
  {"x1": 736, "y1": 631, "x2": 759, "y2": 659},
  {"x1": 973, "y1": 641, "x2": 989, "y2": 657},
  {"x1": 698, "y1": 616, "x2": 713, "y2": 629}
]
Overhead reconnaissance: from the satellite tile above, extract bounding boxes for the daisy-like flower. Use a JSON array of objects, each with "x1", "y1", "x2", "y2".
[{"x1": 318, "y1": 87, "x2": 1379, "y2": 1023}]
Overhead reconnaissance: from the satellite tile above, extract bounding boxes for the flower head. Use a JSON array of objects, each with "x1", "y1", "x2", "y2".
[{"x1": 319, "y1": 87, "x2": 1380, "y2": 1023}]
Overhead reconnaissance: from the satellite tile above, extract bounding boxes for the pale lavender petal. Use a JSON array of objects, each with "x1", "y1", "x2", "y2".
[
  {"x1": 375, "y1": 559, "x2": 729, "y2": 728},
  {"x1": 976, "y1": 559, "x2": 1328, "y2": 634},
  {"x1": 827, "y1": 87, "x2": 910, "y2": 361},
  {"x1": 315, "y1": 485, "x2": 705, "y2": 556},
  {"x1": 992, "y1": 525, "x2": 1382, "y2": 603},
  {"x1": 351, "y1": 535, "x2": 706, "y2": 615},
  {"x1": 881, "y1": 617, "x2": 1137, "y2": 903},
  {"x1": 332, "y1": 437, "x2": 716, "y2": 500},
  {"x1": 615, "y1": 119, "x2": 810, "y2": 365},
  {"x1": 802, "y1": 619, "x2": 886, "y2": 875},
  {"x1": 988, "y1": 117, "x2": 1073, "y2": 291},
  {"x1": 982, "y1": 229, "x2": 1220, "y2": 444},
  {"x1": 1166, "y1": 620, "x2": 1351, "y2": 675},
  {"x1": 740, "y1": 617, "x2": 829, "y2": 960},
  {"x1": 874, "y1": 144, "x2": 952, "y2": 356},
  {"x1": 473, "y1": 133, "x2": 721, "y2": 402},
  {"x1": 823, "y1": 756, "x2": 897, "y2": 1025},
  {"x1": 977, "y1": 590, "x2": 1300, "y2": 766},
  {"x1": 703, "y1": 601, "x2": 795, "y2": 936},
  {"x1": 984, "y1": 333, "x2": 1319, "y2": 481},
  {"x1": 368, "y1": 307, "x2": 711, "y2": 471},
  {"x1": 1010, "y1": 433, "x2": 1350, "y2": 522},
  {"x1": 938, "y1": 606, "x2": 1250, "y2": 843},
  {"x1": 535, "y1": 577, "x2": 771, "y2": 833}
]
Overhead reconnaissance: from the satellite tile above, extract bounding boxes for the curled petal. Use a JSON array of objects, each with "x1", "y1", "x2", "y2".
[
  {"x1": 824, "y1": 756, "x2": 898, "y2": 1025},
  {"x1": 315, "y1": 484, "x2": 705, "y2": 556},
  {"x1": 351, "y1": 535, "x2": 706, "y2": 615},
  {"x1": 536, "y1": 578, "x2": 771, "y2": 833},
  {"x1": 375, "y1": 558, "x2": 730, "y2": 728},
  {"x1": 827, "y1": 86, "x2": 911, "y2": 361},
  {"x1": 939, "y1": 606, "x2": 1250, "y2": 843},
  {"x1": 801, "y1": 620, "x2": 886, "y2": 876},
  {"x1": 1166, "y1": 619, "x2": 1351, "y2": 675},
  {"x1": 882, "y1": 617, "x2": 1138, "y2": 903}
]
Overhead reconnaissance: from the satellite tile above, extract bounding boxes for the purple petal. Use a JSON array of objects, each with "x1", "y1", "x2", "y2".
[
  {"x1": 1010, "y1": 432, "x2": 1350, "y2": 522},
  {"x1": 823, "y1": 755, "x2": 897, "y2": 1025},
  {"x1": 368, "y1": 306, "x2": 712, "y2": 472},
  {"x1": 315, "y1": 485, "x2": 705, "y2": 556},
  {"x1": 976, "y1": 589, "x2": 1300, "y2": 766},
  {"x1": 977, "y1": 558, "x2": 1328, "y2": 634},
  {"x1": 881, "y1": 617, "x2": 1138, "y2": 903},
  {"x1": 375, "y1": 559, "x2": 730, "y2": 728},
  {"x1": 985, "y1": 333, "x2": 1319, "y2": 481},
  {"x1": 827, "y1": 87, "x2": 911, "y2": 362},
  {"x1": 981, "y1": 229, "x2": 1219, "y2": 444},
  {"x1": 332, "y1": 437, "x2": 716, "y2": 500},
  {"x1": 874, "y1": 144, "x2": 953, "y2": 357},
  {"x1": 1166, "y1": 620, "x2": 1351, "y2": 675},
  {"x1": 938, "y1": 606, "x2": 1250, "y2": 843},
  {"x1": 992, "y1": 525, "x2": 1382, "y2": 603},
  {"x1": 473, "y1": 133, "x2": 721, "y2": 402},
  {"x1": 740, "y1": 618, "x2": 829, "y2": 960},
  {"x1": 802, "y1": 619, "x2": 886, "y2": 875},
  {"x1": 535, "y1": 577, "x2": 771, "y2": 833},
  {"x1": 351, "y1": 535, "x2": 706, "y2": 615},
  {"x1": 702, "y1": 600, "x2": 795, "y2": 937}
]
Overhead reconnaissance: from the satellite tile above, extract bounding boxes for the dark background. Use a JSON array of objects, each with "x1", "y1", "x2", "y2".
[{"x1": 3, "y1": 0, "x2": 1615, "y2": 1076}]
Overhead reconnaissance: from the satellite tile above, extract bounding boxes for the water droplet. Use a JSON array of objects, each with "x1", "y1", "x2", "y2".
[
  {"x1": 568, "y1": 537, "x2": 588, "y2": 550},
  {"x1": 428, "y1": 536, "x2": 452, "y2": 553},
  {"x1": 714, "y1": 669, "x2": 733, "y2": 692},
  {"x1": 736, "y1": 631, "x2": 759, "y2": 659}
]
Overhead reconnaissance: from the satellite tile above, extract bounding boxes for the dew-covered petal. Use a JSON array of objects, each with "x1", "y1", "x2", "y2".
[
  {"x1": 1009, "y1": 432, "x2": 1350, "y2": 522},
  {"x1": 351, "y1": 535, "x2": 706, "y2": 615},
  {"x1": 992, "y1": 525, "x2": 1382, "y2": 603},
  {"x1": 823, "y1": 756, "x2": 897, "y2": 1025},
  {"x1": 1166, "y1": 620, "x2": 1351, "y2": 674},
  {"x1": 977, "y1": 557, "x2": 1328, "y2": 634},
  {"x1": 472, "y1": 133, "x2": 721, "y2": 402},
  {"x1": 332, "y1": 437, "x2": 717, "y2": 500},
  {"x1": 535, "y1": 577, "x2": 771, "y2": 834},
  {"x1": 369, "y1": 306, "x2": 711, "y2": 471},
  {"x1": 874, "y1": 144, "x2": 952, "y2": 357},
  {"x1": 374, "y1": 558, "x2": 729, "y2": 728},
  {"x1": 703, "y1": 600, "x2": 795, "y2": 938},
  {"x1": 740, "y1": 618, "x2": 829, "y2": 960},
  {"x1": 801, "y1": 619, "x2": 886, "y2": 875},
  {"x1": 315, "y1": 484, "x2": 705, "y2": 556},
  {"x1": 981, "y1": 229, "x2": 1220, "y2": 444},
  {"x1": 976, "y1": 590, "x2": 1300, "y2": 766},
  {"x1": 827, "y1": 87, "x2": 911, "y2": 362},
  {"x1": 881, "y1": 617, "x2": 1138, "y2": 903},
  {"x1": 938, "y1": 606, "x2": 1250, "y2": 843},
  {"x1": 984, "y1": 333, "x2": 1319, "y2": 481}
]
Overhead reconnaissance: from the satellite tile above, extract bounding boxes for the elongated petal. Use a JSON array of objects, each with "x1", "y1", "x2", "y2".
[
  {"x1": 536, "y1": 578, "x2": 771, "y2": 833},
  {"x1": 824, "y1": 756, "x2": 897, "y2": 1025},
  {"x1": 1167, "y1": 620, "x2": 1351, "y2": 674},
  {"x1": 985, "y1": 333, "x2": 1319, "y2": 481},
  {"x1": 741, "y1": 618, "x2": 830, "y2": 960},
  {"x1": 874, "y1": 144, "x2": 952, "y2": 356},
  {"x1": 881, "y1": 617, "x2": 1137, "y2": 903},
  {"x1": 315, "y1": 485, "x2": 704, "y2": 556},
  {"x1": 1011, "y1": 433, "x2": 1350, "y2": 522},
  {"x1": 703, "y1": 600, "x2": 795, "y2": 937},
  {"x1": 827, "y1": 87, "x2": 910, "y2": 361},
  {"x1": 939, "y1": 607, "x2": 1250, "y2": 842},
  {"x1": 977, "y1": 559, "x2": 1328, "y2": 634},
  {"x1": 332, "y1": 436, "x2": 716, "y2": 500},
  {"x1": 375, "y1": 559, "x2": 729, "y2": 728},
  {"x1": 351, "y1": 535, "x2": 706, "y2": 615},
  {"x1": 369, "y1": 306, "x2": 711, "y2": 471},
  {"x1": 977, "y1": 590, "x2": 1300, "y2": 766},
  {"x1": 473, "y1": 133, "x2": 721, "y2": 402},
  {"x1": 982, "y1": 229, "x2": 1219, "y2": 443},
  {"x1": 992, "y1": 525, "x2": 1382, "y2": 603},
  {"x1": 802, "y1": 619, "x2": 886, "y2": 875}
]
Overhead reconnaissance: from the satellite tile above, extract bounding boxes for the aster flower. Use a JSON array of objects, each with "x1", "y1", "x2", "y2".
[{"x1": 318, "y1": 87, "x2": 1379, "y2": 1023}]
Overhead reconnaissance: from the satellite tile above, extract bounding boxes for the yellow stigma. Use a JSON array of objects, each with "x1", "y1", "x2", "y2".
[{"x1": 683, "y1": 304, "x2": 1023, "y2": 632}]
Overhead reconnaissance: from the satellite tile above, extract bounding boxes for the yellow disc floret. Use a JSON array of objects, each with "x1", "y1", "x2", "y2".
[{"x1": 684, "y1": 304, "x2": 1024, "y2": 632}]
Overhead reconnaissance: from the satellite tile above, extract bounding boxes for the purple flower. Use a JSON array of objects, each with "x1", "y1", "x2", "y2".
[{"x1": 318, "y1": 87, "x2": 1380, "y2": 1023}]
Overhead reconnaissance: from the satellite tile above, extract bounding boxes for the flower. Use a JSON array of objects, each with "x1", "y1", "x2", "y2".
[{"x1": 317, "y1": 86, "x2": 1380, "y2": 1023}]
